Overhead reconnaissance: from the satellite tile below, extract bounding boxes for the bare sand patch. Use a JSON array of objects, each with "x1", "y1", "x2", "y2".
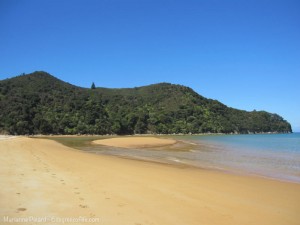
[{"x1": 93, "y1": 136, "x2": 177, "y2": 148}]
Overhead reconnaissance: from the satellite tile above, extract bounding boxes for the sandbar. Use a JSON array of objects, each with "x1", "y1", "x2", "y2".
[
  {"x1": 93, "y1": 136, "x2": 177, "y2": 148},
  {"x1": 0, "y1": 137, "x2": 300, "y2": 225}
]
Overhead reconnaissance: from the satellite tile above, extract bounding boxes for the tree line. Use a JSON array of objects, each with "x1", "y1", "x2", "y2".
[{"x1": 0, "y1": 71, "x2": 292, "y2": 135}]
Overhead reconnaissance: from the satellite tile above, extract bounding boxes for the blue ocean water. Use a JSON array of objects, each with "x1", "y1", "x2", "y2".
[
  {"x1": 183, "y1": 133, "x2": 300, "y2": 153},
  {"x1": 176, "y1": 133, "x2": 300, "y2": 183}
]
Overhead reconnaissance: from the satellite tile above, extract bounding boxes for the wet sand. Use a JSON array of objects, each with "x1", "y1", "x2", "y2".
[{"x1": 1, "y1": 137, "x2": 300, "y2": 225}]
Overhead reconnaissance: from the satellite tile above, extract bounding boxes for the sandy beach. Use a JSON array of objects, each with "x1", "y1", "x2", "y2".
[
  {"x1": 93, "y1": 136, "x2": 177, "y2": 148},
  {"x1": 1, "y1": 136, "x2": 300, "y2": 225}
]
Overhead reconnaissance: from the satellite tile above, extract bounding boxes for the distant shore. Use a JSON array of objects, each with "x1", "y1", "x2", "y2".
[{"x1": 2, "y1": 130, "x2": 293, "y2": 138}]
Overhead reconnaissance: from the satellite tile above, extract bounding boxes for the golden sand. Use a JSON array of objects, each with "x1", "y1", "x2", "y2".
[
  {"x1": 93, "y1": 136, "x2": 177, "y2": 148},
  {"x1": 0, "y1": 137, "x2": 300, "y2": 225}
]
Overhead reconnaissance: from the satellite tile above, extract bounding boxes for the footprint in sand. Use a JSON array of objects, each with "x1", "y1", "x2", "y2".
[
  {"x1": 17, "y1": 208, "x2": 27, "y2": 212},
  {"x1": 60, "y1": 180, "x2": 66, "y2": 185},
  {"x1": 79, "y1": 204, "x2": 88, "y2": 208}
]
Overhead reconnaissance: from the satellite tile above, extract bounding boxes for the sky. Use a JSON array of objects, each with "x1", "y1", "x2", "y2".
[{"x1": 0, "y1": 0, "x2": 299, "y2": 131}]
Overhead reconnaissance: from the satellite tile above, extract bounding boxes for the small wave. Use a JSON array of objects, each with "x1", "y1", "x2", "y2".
[
  {"x1": 0, "y1": 135, "x2": 17, "y2": 141},
  {"x1": 180, "y1": 140, "x2": 198, "y2": 146},
  {"x1": 167, "y1": 157, "x2": 181, "y2": 163}
]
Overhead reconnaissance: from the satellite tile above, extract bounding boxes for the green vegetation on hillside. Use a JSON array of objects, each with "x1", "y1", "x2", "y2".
[{"x1": 0, "y1": 71, "x2": 292, "y2": 135}]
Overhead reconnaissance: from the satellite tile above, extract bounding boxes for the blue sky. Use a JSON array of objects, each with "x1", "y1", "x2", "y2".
[{"x1": 1, "y1": 0, "x2": 299, "y2": 131}]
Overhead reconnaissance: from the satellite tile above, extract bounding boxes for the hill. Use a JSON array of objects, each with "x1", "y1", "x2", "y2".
[{"x1": 0, "y1": 71, "x2": 292, "y2": 135}]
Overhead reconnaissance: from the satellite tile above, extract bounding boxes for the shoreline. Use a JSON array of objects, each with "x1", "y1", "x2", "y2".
[
  {"x1": 38, "y1": 135, "x2": 300, "y2": 184},
  {"x1": 7, "y1": 131, "x2": 294, "y2": 139},
  {"x1": 1, "y1": 137, "x2": 300, "y2": 225}
]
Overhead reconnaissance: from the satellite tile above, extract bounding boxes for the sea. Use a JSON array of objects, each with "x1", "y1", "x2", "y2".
[{"x1": 78, "y1": 133, "x2": 300, "y2": 184}]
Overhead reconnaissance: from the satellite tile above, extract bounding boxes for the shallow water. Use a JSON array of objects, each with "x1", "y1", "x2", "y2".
[
  {"x1": 175, "y1": 133, "x2": 300, "y2": 183},
  {"x1": 45, "y1": 133, "x2": 300, "y2": 183}
]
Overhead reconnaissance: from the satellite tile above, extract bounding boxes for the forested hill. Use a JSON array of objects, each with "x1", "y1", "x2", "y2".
[{"x1": 0, "y1": 71, "x2": 292, "y2": 135}]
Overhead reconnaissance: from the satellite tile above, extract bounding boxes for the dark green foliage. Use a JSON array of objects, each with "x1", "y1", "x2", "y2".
[
  {"x1": 0, "y1": 71, "x2": 292, "y2": 135},
  {"x1": 91, "y1": 82, "x2": 96, "y2": 89}
]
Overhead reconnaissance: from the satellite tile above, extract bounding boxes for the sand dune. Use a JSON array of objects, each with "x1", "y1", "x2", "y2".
[{"x1": 0, "y1": 137, "x2": 300, "y2": 225}]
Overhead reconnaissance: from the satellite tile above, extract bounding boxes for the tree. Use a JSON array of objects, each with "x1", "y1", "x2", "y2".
[{"x1": 0, "y1": 71, "x2": 292, "y2": 135}]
